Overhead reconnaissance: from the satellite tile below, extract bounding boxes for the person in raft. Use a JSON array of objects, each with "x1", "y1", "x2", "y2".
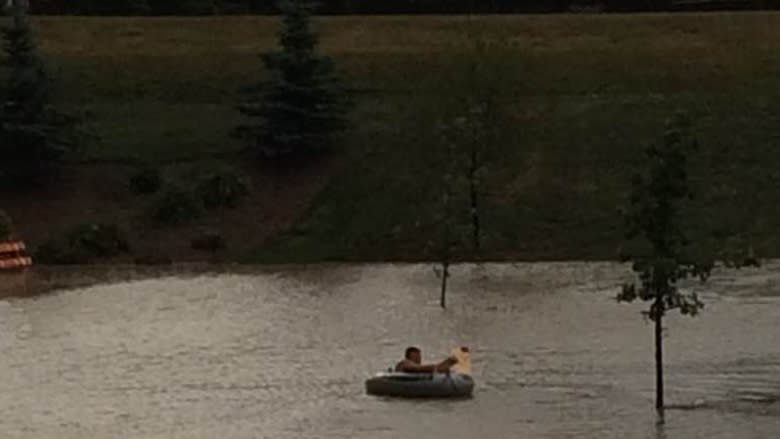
[{"x1": 395, "y1": 346, "x2": 459, "y2": 373}]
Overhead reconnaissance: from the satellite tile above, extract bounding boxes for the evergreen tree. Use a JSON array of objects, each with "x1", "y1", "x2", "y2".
[
  {"x1": 236, "y1": 0, "x2": 349, "y2": 162},
  {"x1": 0, "y1": 4, "x2": 79, "y2": 185}
]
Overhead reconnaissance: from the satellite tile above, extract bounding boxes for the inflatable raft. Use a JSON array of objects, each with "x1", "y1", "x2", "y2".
[
  {"x1": 366, "y1": 346, "x2": 474, "y2": 398},
  {"x1": 365, "y1": 371, "x2": 474, "y2": 398}
]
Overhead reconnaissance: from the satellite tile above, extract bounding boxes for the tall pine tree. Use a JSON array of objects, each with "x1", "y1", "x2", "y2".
[
  {"x1": 0, "y1": 3, "x2": 79, "y2": 185},
  {"x1": 236, "y1": 0, "x2": 349, "y2": 163}
]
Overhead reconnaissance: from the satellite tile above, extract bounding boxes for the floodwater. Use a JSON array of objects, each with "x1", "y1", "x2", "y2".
[{"x1": 1, "y1": 263, "x2": 779, "y2": 439}]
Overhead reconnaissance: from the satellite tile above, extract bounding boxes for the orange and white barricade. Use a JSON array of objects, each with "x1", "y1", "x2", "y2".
[{"x1": 0, "y1": 240, "x2": 32, "y2": 270}]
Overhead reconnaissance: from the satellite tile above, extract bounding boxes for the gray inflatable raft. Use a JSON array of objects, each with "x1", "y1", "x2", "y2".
[{"x1": 365, "y1": 371, "x2": 474, "y2": 398}]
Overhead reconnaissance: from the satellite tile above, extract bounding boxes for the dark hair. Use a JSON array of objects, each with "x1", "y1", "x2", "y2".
[{"x1": 405, "y1": 346, "x2": 420, "y2": 358}]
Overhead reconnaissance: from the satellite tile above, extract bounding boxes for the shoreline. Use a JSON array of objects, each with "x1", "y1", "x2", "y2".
[
  {"x1": 3, "y1": 259, "x2": 773, "y2": 300},
  {"x1": 1, "y1": 261, "x2": 618, "y2": 299}
]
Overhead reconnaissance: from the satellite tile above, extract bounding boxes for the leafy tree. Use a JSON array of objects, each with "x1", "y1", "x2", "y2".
[
  {"x1": 618, "y1": 114, "x2": 758, "y2": 417},
  {"x1": 236, "y1": 0, "x2": 349, "y2": 163},
  {"x1": 0, "y1": 4, "x2": 79, "y2": 185}
]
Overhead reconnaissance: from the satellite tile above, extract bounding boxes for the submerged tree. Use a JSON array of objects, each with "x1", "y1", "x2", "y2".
[
  {"x1": 618, "y1": 114, "x2": 757, "y2": 418},
  {"x1": 434, "y1": 86, "x2": 499, "y2": 307},
  {"x1": 434, "y1": 111, "x2": 487, "y2": 308},
  {"x1": 236, "y1": 0, "x2": 349, "y2": 163},
  {"x1": 432, "y1": 58, "x2": 499, "y2": 307},
  {"x1": 435, "y1": 126, "x2": 459, "y2": 309},
  {"x1": 0, "y1": 3, "x2": 80, "y2": 185}
]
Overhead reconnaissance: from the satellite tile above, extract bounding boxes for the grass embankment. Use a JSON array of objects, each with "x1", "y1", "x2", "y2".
[{"x1": 3, "y1": 13, "x2": 780, "y2": 262}]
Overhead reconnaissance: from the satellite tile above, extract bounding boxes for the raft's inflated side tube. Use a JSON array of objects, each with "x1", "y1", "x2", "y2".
[{"x1": 365, "y1": 372, "x2": 474, "y2": 398}]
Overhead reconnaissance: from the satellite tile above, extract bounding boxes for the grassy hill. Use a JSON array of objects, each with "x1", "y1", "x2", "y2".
[{"x1": 3, "y1": 13, "x2": 780, "y2": 262}]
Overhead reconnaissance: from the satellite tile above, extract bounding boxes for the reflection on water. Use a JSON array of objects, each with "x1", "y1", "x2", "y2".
[{"x1": 1, "y1": 263, "x2": 779, "y2": 439}]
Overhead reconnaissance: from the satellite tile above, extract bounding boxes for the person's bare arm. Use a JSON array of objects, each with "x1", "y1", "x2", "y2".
[
  {"x1": 434, "y1": 356, "x2": 458, "y2": 373},
  {"x1": 396, "y1": 356, "x2": 458, "y2": 373},
  {"x1": 396, "y1": 360, "x2": 437, "y2": 373}
]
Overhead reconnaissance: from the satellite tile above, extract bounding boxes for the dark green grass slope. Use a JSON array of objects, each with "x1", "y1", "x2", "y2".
[{"x1": 7, "y1": 13, "x2": 779, "y2": 261}]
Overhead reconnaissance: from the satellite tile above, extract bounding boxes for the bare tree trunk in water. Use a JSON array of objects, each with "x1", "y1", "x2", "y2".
[
  {"x1": 439, "y1": 138, "x2": 454, "y2": 309},
  {"x1": 440, "y1": 187, "x2": 451, "y2": 309},
  {"x1": 469, "y1": 146, "x2": 480, "y2": 252},
  {"x1": 655, "y1": 300, "x2": 665, "y2": 420},
  {"x1": 440, "y1": 258, "x2": 449, "y2": 309}
]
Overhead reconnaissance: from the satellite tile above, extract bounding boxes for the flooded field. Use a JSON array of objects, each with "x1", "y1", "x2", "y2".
[{"x1": 1, "y1": 263, "x2": 779, "y2": 438}]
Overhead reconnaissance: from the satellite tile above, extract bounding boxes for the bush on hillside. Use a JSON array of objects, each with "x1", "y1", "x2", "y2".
[
  {"x1": 150, "y1": 186, "x2": 203, "y2": 224},
  {"x1": 36, "y1": 223, "x2": 129, "y2": 264},
  {"x1": 196, "y1": 169, "x2": 250, "y2": 209},
  {"x1": 191, "y1": 231, "x2": 226, "y2": 253},
  {"x1": 129, "y1": 165, "x2": 163, "y2": 195}
]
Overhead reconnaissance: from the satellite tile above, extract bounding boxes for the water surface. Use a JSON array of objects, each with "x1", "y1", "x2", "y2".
[{"x1": 1, "y1": 263, "x2": 779, "y2": 438}]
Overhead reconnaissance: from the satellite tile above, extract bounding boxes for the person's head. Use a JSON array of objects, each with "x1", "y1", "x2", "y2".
[{"x1": 404, "y1": 346, "x2": 421, "y2": 364}]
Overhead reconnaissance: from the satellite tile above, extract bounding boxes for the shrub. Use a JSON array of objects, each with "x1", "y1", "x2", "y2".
[
  {"x1": 129, "y1": 165, "x2": 162, "y2": 195},
  {"x1": 150, "y1": 187, "x2": 202, "y2": 224},
  {"x1": 36, "y1": 240, "x2": 89, "y2": 264},
  {"x1": 191, "y1": 232, "x2": 226, "y2": 253},
  {"x1": 36, "y1": 223, "x2": 129, "y2": 264},
  {"x1": 196, "y1": 170, "x2": 250, "y2": 209},
  {"x1": 67, "y1": 223, "x2": 128, "y2": 257}
]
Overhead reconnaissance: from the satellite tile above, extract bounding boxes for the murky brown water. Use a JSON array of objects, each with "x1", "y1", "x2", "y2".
[{"x1": 1, "y1": 263, "x2": 779, "y2": 439}]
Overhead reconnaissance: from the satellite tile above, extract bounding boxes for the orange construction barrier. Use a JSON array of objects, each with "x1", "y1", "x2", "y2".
[
  {"x1": 0, "y1": 241, "x2": 26, "y2": 254},
  {"x1": 0, "y1": 257, "x2": 32, "y2": 269},
  {"x1": 0, "y1": 240, "x2": 32, "y2": 270}
]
